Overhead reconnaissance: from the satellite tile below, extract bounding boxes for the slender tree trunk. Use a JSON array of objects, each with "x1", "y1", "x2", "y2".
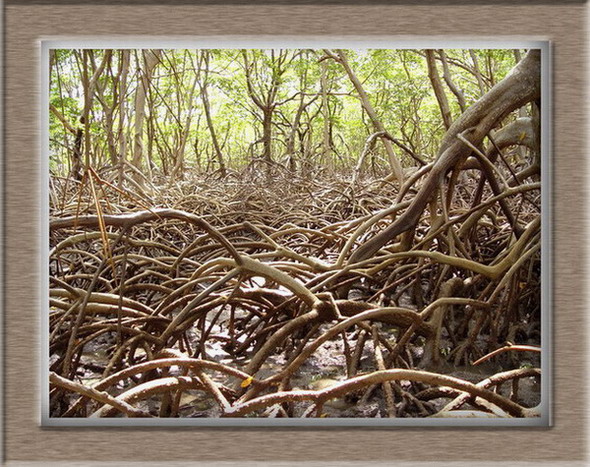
[
  {"x1": 438, "y1": 50, "x2": 466, "y2": 112},
  {"x1": 80, "y1": 50, "x2": 112, "y2": 169},
  {"x1": 132, "y1": 49, "x2": 161, "y2": 184},
  {"x1": 94, "y1": 66, "x2": 117, "y2": 166},
  {"x1": 80, "y1": 51, "x2": 91, "y2": 168},
  {"x1": 486, "y1": 52, "x2": 495, "y2": 87},
  {"x1": 170, "y1": 72, "x2": 199, "y2": 180},
  {"x1": 146, "y1": 114, "x2": 155, "y2": 178},
  {"x1": 353, "y1": 131, "x2": 384, "y2": 183},
  {"x1": 72, "y1": 128, "x2": 83, "y2": 180},
  {"x1": 49, "y1": 50, "x2": 56, "y2": 88},
  {"x1": 426, "y1": 50, "x2": 453, "y2": 130},
  {"x1": 320, "y1": 60, "x2": 332, "y2": 167},
  {"x1": 103, "y1": 106, "x2": 117, "y2": 165},
  {"x1": 285, "y1": 93, "x2": 310, "y2": 172},
  {"x1": 284, "y1": 58, "x2": 315, "y2": 172},
  {"x1": 241, "y1": 49, "x2": 290, "y2": 165},
  {"x1": 261, "y1": 109, "x2": 273, "y2": 162},
  {"x1": 199, "y1": 51, "x2": 226, "y2": 176},
  {"x1": 117, "y1": 50, "x2": 130, "y2": 187},
  {"x1": 325, "y1": 49, "x2": 404, "y2": 183},
  {"x1": 469, "y1": 50, "x2": 486, "y2": 95}
]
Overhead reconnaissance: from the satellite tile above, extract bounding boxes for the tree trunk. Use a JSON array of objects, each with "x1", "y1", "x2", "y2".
[
  {"x1": 426, "y1": 50, "x2": 453, "y2": 130},
  {"x1": 438, "y1": 50, "x2": 466, "y2": 112},
  {"x1": 285, "y1": 94, "x2": 307, "y2": 172},
  {"x1": 325, "y1": 49, "x2": 404, "y2": 183},
  {"x1": 132, "y1": 50, "x2": 161, "y2": 184},
  {"x1": 261, "y1": 108, "x2": 273, "y2": 162},
  {"x1": 469, "y1": 50, "x2": 486, "y2": 95},
  {"x1": 80, "y1": 50, "x2": 112, "y2": 169},
  {"x1": 349, "y1": 49, "x2": 541, "y2": 264},
  {"x1": 93, "y1": 54, "x2": 117, "y2": 166},
  {"x1": 171, "y1": 73, "x2": 199, "y2": 180},
  {"x1": 71, "y1": 127, "x2": 83, "y2": 180},
  {"x1": 320, "y1": 60, "x2": 332, "y2": 167},
  {"x1": 117, "y1": 50, "x2": 130, "y2": 187},
  {"x1": 199, "y1": 52, "x2": 226, "y2": 177}
]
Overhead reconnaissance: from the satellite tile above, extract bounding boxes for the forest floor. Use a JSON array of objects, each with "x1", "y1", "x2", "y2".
[{"x1": 49, "y1": 165, "x2": 541, "y2": 419}]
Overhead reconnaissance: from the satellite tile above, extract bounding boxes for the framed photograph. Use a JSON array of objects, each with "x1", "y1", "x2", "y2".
[{"x1": 4, "y1": 0, "x2": 587, "y2": 464}]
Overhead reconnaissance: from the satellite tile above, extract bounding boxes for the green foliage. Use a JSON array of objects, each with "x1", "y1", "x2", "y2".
[{"x1": 49, "y1": 47, "x2": 524, "y2": 175}]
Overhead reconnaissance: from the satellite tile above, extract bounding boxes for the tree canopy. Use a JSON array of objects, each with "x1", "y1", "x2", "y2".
[{"x1": 49, "y1": 48, "x2": 522, "y2": 179}]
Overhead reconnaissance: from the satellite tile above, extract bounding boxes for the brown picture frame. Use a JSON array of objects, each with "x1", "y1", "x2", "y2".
[{"x1": 3, "y1": 0, "x2": 587, "y2": 464}]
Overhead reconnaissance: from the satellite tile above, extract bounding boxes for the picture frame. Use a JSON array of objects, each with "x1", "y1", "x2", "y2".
[{"x1": 3, "y1": 0, "x2": 587, "y2": 464}]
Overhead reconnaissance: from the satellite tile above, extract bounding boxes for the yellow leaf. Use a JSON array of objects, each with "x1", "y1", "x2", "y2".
[
  {"x1": 519, "y1": 131, "x2": 527, "y2": 141},
  {"x1": 320, "y1": 413, "x2": 328, "y2": 418},
  {"x1": 240, "y1": 376, "x2": 253, "y2": 388}
]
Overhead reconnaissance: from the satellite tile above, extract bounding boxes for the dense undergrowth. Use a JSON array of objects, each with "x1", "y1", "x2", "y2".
[{"x1": 49, "y1": 161, "x2": 541, "y2": 419}]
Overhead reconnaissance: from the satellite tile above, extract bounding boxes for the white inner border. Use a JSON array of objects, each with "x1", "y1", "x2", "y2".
[{"x1": 40, "y1": 37, "x2": 551, "y2": 427}]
